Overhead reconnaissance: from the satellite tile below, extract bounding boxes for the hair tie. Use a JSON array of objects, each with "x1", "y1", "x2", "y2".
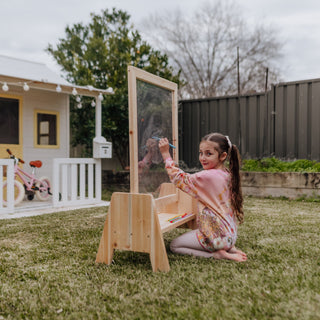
[{"x1": 226, "y1": 136, "x2": 232, "y2": 149}]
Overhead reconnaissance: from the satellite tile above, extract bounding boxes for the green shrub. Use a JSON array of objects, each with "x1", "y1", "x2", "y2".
[{"x1": 242, "y1": 157, "x2": 320, "y2": 172}]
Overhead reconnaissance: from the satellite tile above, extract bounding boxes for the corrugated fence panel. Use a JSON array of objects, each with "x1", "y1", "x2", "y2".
[
  {"x1": 180, "y1": 101, "x2": 192, "y2": 166},
  {"x1": 239, "y1": 94, "x2": 269, "y2": 159},
  {"x1": 228, "y1": 98, "x2": 240, "y2": 149},
  {"x1": 274, "y1": 85, "x2": 285, "y2": 158},
  {"x1": 248, "y1": 96, "x2": 258, "y2": 157},
  {"x1": 298, "y1": 83, "x2": 309, "y2": 159},
  {"x1": 208, "y1": 99, "x2": 219, "y2": 132},
  {"x1": 239, "y1": 96, "x2": 248, "y2": 155},
  {"x1": 273, "y1": 80, "x2": 320, "y2": 161},
  {"x1": 218, "y1": 98, "x2": 229, "y2": 134},
  {"x1": 285, "y1": 85, "x2": 297, "y2": 158},
  {"x1": 258, "y1": 94, "x2": 268, "y2": 157},
  {"x1": 311, "y1": 82, "x2": 320, "y2": 160},
  {"x1": 199, "y1": 100, "x2": 209, "y2": 139},
  {"x1": 180, "y1": 78, "x2": 320, "y2": 167}
]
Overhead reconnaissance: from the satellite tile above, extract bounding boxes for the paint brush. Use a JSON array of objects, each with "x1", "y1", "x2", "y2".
[{"x1": 152, "y1": 136, "x2": 176, "y2": 149}]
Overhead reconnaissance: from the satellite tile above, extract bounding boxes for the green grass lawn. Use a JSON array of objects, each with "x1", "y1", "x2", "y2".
[{"x1": 0, "y1": 197, "x2": 319, "y2": 320}]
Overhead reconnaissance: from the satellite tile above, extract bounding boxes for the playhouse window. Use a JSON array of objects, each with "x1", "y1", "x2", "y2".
[
  {"x1": 0, "y1": 97, "x2": 20, "y2": 144},
  {"x1": 35, "y1": 111, "x2": 59, "y2": 147}
]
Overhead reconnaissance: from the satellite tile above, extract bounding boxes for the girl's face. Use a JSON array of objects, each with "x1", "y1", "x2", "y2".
[{"x1": 199, "y1": 141, "x2": 226, "y2": 170}]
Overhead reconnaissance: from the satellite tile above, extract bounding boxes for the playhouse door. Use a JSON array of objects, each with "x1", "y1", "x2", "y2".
[{"x1": 0, "y1": 94, "x2": 23, "y2": 161}]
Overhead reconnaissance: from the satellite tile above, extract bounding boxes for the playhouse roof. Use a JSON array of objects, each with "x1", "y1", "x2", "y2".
[{"x1": 0, "y1": 54, "x2": 113, "y2": 97}]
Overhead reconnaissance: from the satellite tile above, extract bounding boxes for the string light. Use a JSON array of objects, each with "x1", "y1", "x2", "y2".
[
  {"x1": 76, "y1": 96, "x2": 81, "y2": 103},
  {"x1": 2, "y1": 82, "x2": 8, "y2": 91},
  {"x1": 77, "y1": 103, "x2": 82, "y2": 109},
  {"x1": 0, "y1": 80, "x2": 111, "y2": 98},
  {"x1": 0, "y1": 81, "x2": 32, "y2": 92},
  {"x1": 91, "y1": 100, "x2": 96, "y2": 107},
  {"x1": 56, "y1": 84, "x2": 62, "y2": 93},
  {"x1": 23, "y1": 82, "x2": 30, "y2": 91}
]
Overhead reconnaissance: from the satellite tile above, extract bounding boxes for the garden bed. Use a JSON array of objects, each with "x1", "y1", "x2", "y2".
[
  {"x1": 241, "y1": 171, "x2": 320, "y2": 199},
  {"x1": 241, "y1": 158, "x2": 320, "y2": 199}
]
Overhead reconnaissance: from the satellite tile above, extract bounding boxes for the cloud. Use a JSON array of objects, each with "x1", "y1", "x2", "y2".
[{"x1": 1, "y1": 0, "x2": 320, "y2": 81}]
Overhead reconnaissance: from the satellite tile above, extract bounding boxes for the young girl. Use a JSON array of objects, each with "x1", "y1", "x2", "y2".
[{"x1": 158, "y1": 133, "x2": 247, "y2": 262}]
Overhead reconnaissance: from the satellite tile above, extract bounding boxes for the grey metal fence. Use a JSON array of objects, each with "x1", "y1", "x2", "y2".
[
  {"x1": 273, "y1": 80, "x2": 320, "y2": 160},
  {"x1": 179, "y1": 78, "x2": 320, "y2": 168}
]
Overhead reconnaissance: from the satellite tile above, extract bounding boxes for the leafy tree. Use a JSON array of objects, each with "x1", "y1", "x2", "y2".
[
  {"x1": 141, "y1": 0, "x2": 283, "y2": 98},
  {"x1": 47, "y1": 8, "x2": 181, "y2": 168}
]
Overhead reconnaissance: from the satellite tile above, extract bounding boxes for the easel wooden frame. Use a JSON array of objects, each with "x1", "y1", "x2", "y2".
[
  {"x1": 127, "y1": 66, "x2": 179, "y2": 193},
  {"x1": 96, "y1": 67, "x2": 196, "y2": 272}
]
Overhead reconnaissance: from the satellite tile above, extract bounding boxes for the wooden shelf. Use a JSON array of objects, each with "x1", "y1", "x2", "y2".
[{"x1": 158, "y1": 213, "x2": 196, "y2": 233}]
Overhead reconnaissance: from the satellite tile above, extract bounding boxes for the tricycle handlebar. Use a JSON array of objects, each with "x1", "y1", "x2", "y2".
[{"x1": 6, "y1": 149, "x2": 25, "y2": 164}]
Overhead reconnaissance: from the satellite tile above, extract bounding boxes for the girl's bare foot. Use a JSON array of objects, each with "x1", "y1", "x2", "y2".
[
  {"x1": 212, "y1": 249, "x2": 247, "y2": 262},
  {"x1": 228, "y1": 246, "x2": 247, "y2": 259}
]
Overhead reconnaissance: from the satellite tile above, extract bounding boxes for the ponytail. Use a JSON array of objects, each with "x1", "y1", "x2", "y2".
[
  {"x1": 229, "y1": 145, "x2": 244, "y2": 224},
  {"x1": 201, "y1": 132, "x2": 244, "y2": 224}
]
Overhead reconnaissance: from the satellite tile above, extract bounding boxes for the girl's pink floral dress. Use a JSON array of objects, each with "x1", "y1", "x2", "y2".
[{"x1": 165, "y1": 157, "x2": 238, "y2": 252}]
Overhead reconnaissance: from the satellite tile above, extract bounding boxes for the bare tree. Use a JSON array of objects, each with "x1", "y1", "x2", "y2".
[{"x1": 141, "y1": 0, "x2": 283, "y2": 99}]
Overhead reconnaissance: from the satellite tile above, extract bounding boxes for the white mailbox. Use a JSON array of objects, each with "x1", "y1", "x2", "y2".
[{"x1": 93, "y1": 137, "x2": 112, "y2": 159}]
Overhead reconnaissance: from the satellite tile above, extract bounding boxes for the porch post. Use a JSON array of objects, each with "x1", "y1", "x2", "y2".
[
  {"x1": 93, "y1": 95, "x2": 104, "y2": 202},
  {"x1": 93, "y1": 95, "x2": 107, "y2": 145},
  {"x1": 95, "y1": 96, "x2": 102, "y2": 138}
]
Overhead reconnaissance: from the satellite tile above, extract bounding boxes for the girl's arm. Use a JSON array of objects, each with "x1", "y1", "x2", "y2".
[
  {"x1": 158, "y1": 138, "x2": 171, "y2": 162},
  {"x1": 159, "y1": 138, "x2": 199, "y2": 198}
]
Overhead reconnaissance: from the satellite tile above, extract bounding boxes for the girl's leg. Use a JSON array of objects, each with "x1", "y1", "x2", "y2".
[
  {"x1": 170, "y1": 229, "x2": 214, "y2": 258},
  {"x1": 170, "y1": 230, "x2": 247, "y2": 261}
]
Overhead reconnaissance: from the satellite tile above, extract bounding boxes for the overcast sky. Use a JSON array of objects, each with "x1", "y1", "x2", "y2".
[{"x1": 1, "y1": 0, "x2": 320, "y2": 83}]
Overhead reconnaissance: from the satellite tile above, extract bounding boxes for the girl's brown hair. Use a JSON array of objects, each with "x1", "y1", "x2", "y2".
[{"x1": 202, "y1": 133, "x2": 244, "y2": 224}]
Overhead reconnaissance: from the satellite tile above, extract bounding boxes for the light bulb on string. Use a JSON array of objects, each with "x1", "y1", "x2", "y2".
[
  {"x1": 56, "y1": 84, "x2": 62, "y2": 93},
  {"x1": 77, "y1": 103, "x2": 82, "y2": 109},
  {"x1": 23, "y1": 82, "x2": 30, "y2": 91},
  {"x1": 72, "y1": 88, "x2": 77, "y2": 96},
  {"x1": 98, "y1": 93, "x2": 103, "y2": 101},
  {"x1": 76, "y1": 96, "x2": 81, "y2": 103},
  {"x1": 2, "y1": 82, "x2": 9, "y2": 91},
  {"x1": 91, "y1": 100, "x2": 96, "y2": 107}
]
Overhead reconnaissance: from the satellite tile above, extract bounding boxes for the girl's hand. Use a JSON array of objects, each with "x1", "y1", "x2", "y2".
[{"x1": 158, "y1": 138, "x2": 171, "y2": 161}]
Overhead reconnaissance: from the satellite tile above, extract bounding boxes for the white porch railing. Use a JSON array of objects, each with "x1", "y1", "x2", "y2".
[
  {"x1": 52, "y1": 158, "x2": 102, "y2": 208},
  {"x1": 0, "y1": 159, "x2": 15, "y2": 214}
]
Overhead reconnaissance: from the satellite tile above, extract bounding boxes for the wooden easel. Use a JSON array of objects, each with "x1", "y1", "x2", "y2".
[
  {"x1": 96, "y1": 183, "x2": 197, "y2": 271},
  {"x1": 96, "y1": 67, "x2": 196, "y2": 271}
]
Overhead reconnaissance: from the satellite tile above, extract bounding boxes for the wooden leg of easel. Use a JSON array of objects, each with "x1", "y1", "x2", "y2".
[
  {"x1": 150, "y1": 235, "x2": 170, "y2": 272},
  {"x1": 96, "y1": 207, "x2": 114, "y2": 265},
  {"x1": 150, "y1": 211, "x2": 170, "y2": 272}
]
